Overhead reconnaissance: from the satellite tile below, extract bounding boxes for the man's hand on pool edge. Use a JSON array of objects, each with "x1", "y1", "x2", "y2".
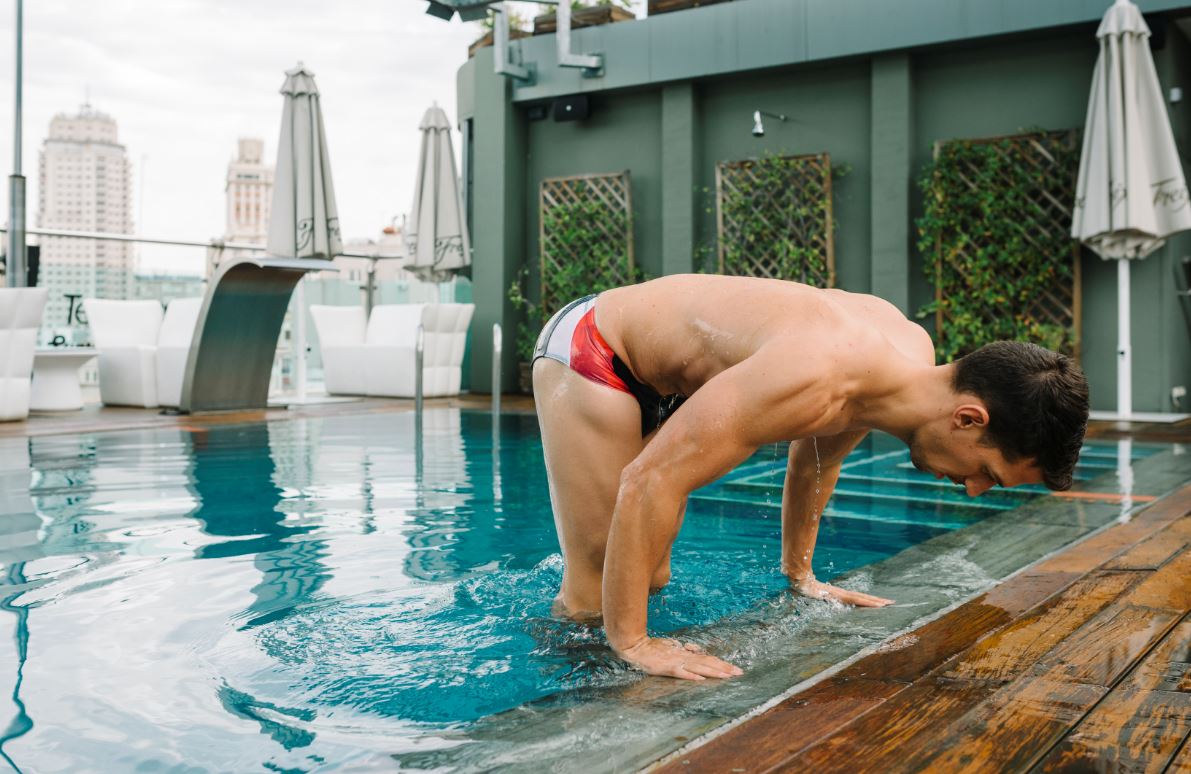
[
  {"x1": 793, "y1": 576, "x2": 894, "y2": 607},
  {"x1": 617, "y1": 636, "x2": 744, "y2": 681}
]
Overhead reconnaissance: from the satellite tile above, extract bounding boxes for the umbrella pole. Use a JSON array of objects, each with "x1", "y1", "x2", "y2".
[
  {"x1": 365, "y1": 258, "x2": 376, "y2": 315},
  {"x1": 296, "y1": 276, "x2": 307, "y2": 402},
  {"x1": 1117, "y1": 258, "x2": 1132, "y2": 419}
]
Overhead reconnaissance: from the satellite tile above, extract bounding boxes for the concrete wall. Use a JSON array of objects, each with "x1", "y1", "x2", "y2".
[
  {"x1": 459, "y1": 4, "x2": 1191, "y2": 412},
  {"x1": 695, "y1": 61, "x2": 873, "y2": 290},
  {"x1": 525, "y1": 90, "x2": 664, "y2": 279}
]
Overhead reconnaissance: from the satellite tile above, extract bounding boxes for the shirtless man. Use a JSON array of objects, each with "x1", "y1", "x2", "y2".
[{"x1": 532, "y1": 274, "x2": 1089, "y2": 681}]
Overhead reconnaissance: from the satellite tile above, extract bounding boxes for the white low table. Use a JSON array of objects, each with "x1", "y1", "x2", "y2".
[{"x1": 30, "y1": 348, "x2": 97, "y2": 411}]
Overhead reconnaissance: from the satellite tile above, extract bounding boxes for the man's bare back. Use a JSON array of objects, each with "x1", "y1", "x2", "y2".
[
  {"x1": 531, "y1": 274, "x2": 1080, "y2": 681},
  {"x1": 596, "y1": 275, "x2": 935, "y2": 399}
]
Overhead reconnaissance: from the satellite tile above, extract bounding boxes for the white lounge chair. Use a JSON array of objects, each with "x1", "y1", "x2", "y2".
[
  {"x1": 311, "y1": 303, "x2": 475, "y2": 398},
  {"x1": 84, "y1": 297, "x2": 202, "y2": 408},
  {"x1": 85, "y1": 299, "x2": 162, "y2": 407},
  {"x1": 309, "y1": 305, "x2": 369, "y2": 396},
  {"x1": 0, "y1": 287, "x2": 49, "y2": 422},
  {"x1": 156, "y1": 298, "x2": 203, "y2": 408},
  {"x1": 419, "y1": 304, "x2": 475, "y2": 397}
]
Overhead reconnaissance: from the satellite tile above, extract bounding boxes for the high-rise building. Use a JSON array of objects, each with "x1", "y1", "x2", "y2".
[
  {"x1": 37, "y1": 103, "x2": 134, "y2": 334},
  {"x1": 210, "y1": 137, "x2": 273, "y2": 278}
]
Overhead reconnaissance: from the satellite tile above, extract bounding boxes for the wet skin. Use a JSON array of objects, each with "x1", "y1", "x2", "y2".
[{"x1": 534, "y1": 274, "x2": 1045, "y2": 681}]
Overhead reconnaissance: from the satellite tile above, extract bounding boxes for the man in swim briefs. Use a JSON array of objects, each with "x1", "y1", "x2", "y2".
[{"x1": 532, "y1": 274, "x2": 1089, "y2": 681}]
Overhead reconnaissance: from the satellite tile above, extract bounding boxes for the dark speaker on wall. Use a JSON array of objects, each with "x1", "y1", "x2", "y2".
[{"x1": 552, "y1": 95, "x2": 590, "y2": 122}]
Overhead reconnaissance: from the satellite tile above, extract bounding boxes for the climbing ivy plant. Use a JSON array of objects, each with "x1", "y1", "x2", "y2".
[
  {"x1": 916, "y1": 130, "x2": 1082, "y2": 362},
  {"x1": 509, "y1": 173, "x2": 644, "y2": 363},
  {"x1": 716, "y1": 152, "x2": 838, "y2": 287}
]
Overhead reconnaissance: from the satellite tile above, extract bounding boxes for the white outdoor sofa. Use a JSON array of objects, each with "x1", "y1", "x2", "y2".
[
  {"x1": 84, "y1": 297, "x2": 202, "y2": 408},
  {"x1": 0, "y1": 287, "x2": 49, "y2": 421},
  {"x1": 310, "y1": 303, "x2": 475, "y2": 398}
]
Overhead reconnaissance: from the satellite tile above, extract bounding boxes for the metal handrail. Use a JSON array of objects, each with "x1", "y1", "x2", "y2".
[
  {"x1": 0, "y1": 226, "x2": 398, "y2": 261},
  {"x1": 415, "y1": 323, "x2": 425, "y2": 417},
  {"x1": 492, "y1": 322, "x2": 502, "y2": 417}
]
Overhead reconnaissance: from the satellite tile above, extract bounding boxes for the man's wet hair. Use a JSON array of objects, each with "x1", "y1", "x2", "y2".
[{"x1": 953, "y1": 341, "x2": 1089, "y2": 491}]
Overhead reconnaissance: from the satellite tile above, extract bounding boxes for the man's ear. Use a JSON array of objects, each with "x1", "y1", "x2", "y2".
[{"x1": 953, "y1": 402, "x2": 990, "y2": 430}]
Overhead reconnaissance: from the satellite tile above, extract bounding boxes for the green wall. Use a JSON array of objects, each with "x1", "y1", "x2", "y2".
[
  {"x1": 525, "y1": 89, "x2": 664, "y2": 279},
  {"x1": 696, "y1": 61, "x2": 872, "y2": 290},
  {"x1": 460, "y1": 10, "x2": 1191, "y2": 412}
]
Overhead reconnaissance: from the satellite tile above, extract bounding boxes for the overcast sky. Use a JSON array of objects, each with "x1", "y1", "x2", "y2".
[{"x1": 0, "y1": 0, "x2": 510, "y2": 274}]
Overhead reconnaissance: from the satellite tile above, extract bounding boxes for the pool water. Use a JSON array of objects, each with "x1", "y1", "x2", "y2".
[{"x1": 0, "y1": 410, "x2": 1153, "y2": 770}]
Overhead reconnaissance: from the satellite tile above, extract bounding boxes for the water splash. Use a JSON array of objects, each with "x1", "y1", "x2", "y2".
[{"x1": 896, "y1": 550, "x2": 994, "y2": 600}]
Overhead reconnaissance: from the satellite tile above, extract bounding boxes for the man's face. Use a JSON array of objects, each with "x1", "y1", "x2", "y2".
[{"x1": 908, "y1": 406, "x2": 1045, "y2": 497}]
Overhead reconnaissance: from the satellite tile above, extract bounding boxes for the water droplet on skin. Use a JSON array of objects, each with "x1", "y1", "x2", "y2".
[{"x1": 812, "y1": 437, "x2": 822, "y2": 522}]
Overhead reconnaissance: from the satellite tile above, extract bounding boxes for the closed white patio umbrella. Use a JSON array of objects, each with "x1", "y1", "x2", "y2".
[
  {"x1": 1072, "y1": 0, "x2": 1191, "y2": 419},
  {"x1": 405, "y1": 104, "x2": 471, "y2": 286},
  {"x1": 267, "y1": 63, "x2": 342, "y2": 401}
]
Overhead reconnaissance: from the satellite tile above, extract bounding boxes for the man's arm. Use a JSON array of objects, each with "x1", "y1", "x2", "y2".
[
  {"x1": 781, "y1": 431, "x2": 892, "y2": 607},
  {"x1": 603, "y1": 348, "x2": 835, "y2": 679}
]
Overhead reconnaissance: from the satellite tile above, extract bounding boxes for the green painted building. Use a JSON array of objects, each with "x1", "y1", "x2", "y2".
[{"x1": 455, "y1": 0, "x2": 1191, "y2": 413}]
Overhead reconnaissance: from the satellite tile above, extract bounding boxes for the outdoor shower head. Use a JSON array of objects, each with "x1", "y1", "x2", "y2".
[{"x1": 752, "y1": 109, "x2": 788, "y2": 137}]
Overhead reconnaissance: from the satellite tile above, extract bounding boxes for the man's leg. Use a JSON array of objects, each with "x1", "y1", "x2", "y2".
[{"x1": 534, "y1": 358, "x2": 643, "y2": 618}]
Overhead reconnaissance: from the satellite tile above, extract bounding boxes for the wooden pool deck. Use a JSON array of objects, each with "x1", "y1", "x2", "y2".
[
  {"x1": 3, "y1": 398, "x2": 1189, "y2": 772},
  {"x1": 656, "y1": 483, "x2": 1191, "y2": 773}
]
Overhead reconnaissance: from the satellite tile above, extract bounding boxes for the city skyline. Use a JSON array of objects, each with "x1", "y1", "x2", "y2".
[
  {"x1": 214, "y1": 136, "x2": 273, "y2": 278},
  {"x1": 0, "y1": 0, "x2": 482, "y2": 275},
  {"x1": 37, "y1": 103, "x2": 134, "y2": 333}
]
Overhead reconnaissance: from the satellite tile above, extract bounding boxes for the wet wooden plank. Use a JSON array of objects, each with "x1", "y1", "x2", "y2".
[
  {"x1": 913, "y1": 583, "x2": 1186, "y2": 771},
  {"x1": 1099, "y1": 617, "x2": 1191, "y2": 694},
  {"x1": 770, "y1": 678, "x2": 998, "y2": 774},
  {"x1": 1103, "y1": 517, "x2": 1191, "y2": 571},
  {"x1": 1025, "y1": 488, "x2": 1191, "y2": 576},
  {"x1": 974, "y1": 568, "x2": 1086, "y2": 617},
  {"x1": 915, "y1": 679, "x2": 1109, "y2": 773},
  {"x1": 664, "y1": 567, "x2": 1099, "y2": 771},
  {"x1": 1125, "y1": 549, "x2": 1191, "y2": 612},
  {"x1": 836, "y1": 555, "x2": 1126, "y2": 687},
  {"x1": 773, "y1": 579, "x2": 1166, "y2": 773},
  {"x1": 772, "y1": 547, "x2": 1187, "y2": 773},
  {"x1": 652, "y1": 677, "x2": 902, "y2": 774},
  {"x1": 1038, "y1": 604, "x2": 1181, "y2": 687},
  {"x1": 943, "y1": 571, "x2": 1138, "y2": 684},
  {"x1": 1033, "y1": 619, "x2": 1191, "y2": 773},
  {"x1": 844, "y1": 599, "x2": 1013, "y2": 684},
  {"x1": 673, "y1": 486, "x2": 1191, "y2": 774},
  {"x1": 1167, "y1": 739, "x2": 1191, "y2": 773},
  {"x1": 837, "y1": 548, "x2": 1154, "y2": 689}
]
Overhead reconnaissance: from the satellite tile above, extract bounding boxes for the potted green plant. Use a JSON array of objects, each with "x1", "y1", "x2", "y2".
[
  {"x1": 508, "y1": 268, "x2": 542, "y2": 394},
  {"x1": 647, "y1": 0, "x2": 733, "y2": 16},
  {"x1": 510, "y1": 174, "x2": 646, "y2": 394},
  {"x1": 533, "y1": 0, "x2": 635, "y2": 35},
  {"x1": 468, "y1": 7, "x2": 531, "y2": 58}
]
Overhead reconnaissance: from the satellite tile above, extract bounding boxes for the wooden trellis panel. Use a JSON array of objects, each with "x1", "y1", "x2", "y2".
[
  {"x1": 931, "y1": 130, "x2": 1082, "y2": 359},
  {"x1": 539, "y1": 171, "x2": 634, "y2": 317},
  {"x1": 716, "y1": 153, "x2": 835, "y2": 287}
]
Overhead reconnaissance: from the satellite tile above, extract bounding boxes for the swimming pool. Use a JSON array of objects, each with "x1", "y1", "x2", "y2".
[{"x1": 0, "y1": 409, "x2": 1168, "y2": 771}]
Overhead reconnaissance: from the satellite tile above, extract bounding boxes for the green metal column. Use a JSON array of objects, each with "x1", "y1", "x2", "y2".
[
  {"x1": 661, "y1": 82, "x2": 697, "y2": 276},
  {"x1": 869, "y1": 53, "x2": 912, "y2": 311},
  {"x1": 464, "y1": 49, "x2": 527, "y2": 393}
]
